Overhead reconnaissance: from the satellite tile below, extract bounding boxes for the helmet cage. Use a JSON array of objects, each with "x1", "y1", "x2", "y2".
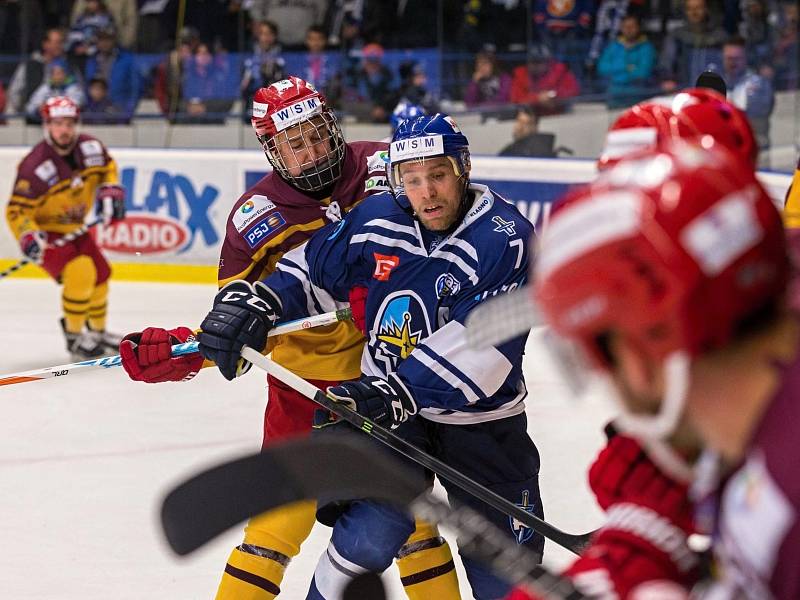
[{"x1": 258, "y1": 109, "x2": 346, "y2": 192}]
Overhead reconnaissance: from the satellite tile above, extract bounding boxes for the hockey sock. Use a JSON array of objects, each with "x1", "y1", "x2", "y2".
[
  {"x1": 396, "y1": 519, "x2": 461, "y2": 599},
  {"x1": 87, "y1": 280, "x2": 109, "y2": 332},
  {"x1": 215, "y1": 500, "x2": 316, "y2": 600},
  {"x1": 61, "y1": 255, "x2": 96, "y2": 333}
]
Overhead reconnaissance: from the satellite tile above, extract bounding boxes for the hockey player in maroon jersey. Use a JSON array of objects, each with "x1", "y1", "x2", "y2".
[
  {"x1": 118, "y1": 77, "x2": 461, "y2": 599},
  {"x1": 508, "y1": 139, "x2": 800, "y2": 599}
]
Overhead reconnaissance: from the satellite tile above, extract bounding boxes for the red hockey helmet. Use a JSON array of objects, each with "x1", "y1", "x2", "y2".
[
  {"x1": 251, "y1": 76, "x2": 345, "y2": 191},
  {"x1": 598, "y1": 89, "x2": 757, "y2": 170},
  {"x1": 40, "y1": 96, "x2": 80, "y2": 122},
  {"x1": 536, "y1": 140, "x2": 786, "y2": 437}
]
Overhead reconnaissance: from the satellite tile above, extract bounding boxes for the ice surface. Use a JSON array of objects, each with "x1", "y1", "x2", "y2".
[{"x1": 0, "y1": 279, "x2": 615, "y2": 599}]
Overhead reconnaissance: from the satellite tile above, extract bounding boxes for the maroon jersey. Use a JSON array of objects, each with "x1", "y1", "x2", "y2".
[
  {"x1": 708, "y1": 238, "x2": 800, "y2": 598},
  {"x1": 217, "y1": 140, "x2": 388, "y2": 381}
]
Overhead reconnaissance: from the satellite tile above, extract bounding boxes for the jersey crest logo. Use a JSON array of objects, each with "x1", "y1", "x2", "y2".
[
  {"x1": 244, "y1": 212, "x2": 287, "y2": 248},
  {"x1": 509, "y1": 490, "x2": 536, "y2": 544},
  {"x1": 492, "y1": 216, "x2": 517, "y2": 236},
  {"x1": 372, "y1": 292, "x2": 432, "y2": 371},
  {"x1": 373, "y1": 253, "x2": 400, "y2": 281},
  {"x1": 322, "y1": 200, "x2": 342, "y2": 222},
  {"x1": 435, "y1": 273, "x2": 460, "y2": 298}
]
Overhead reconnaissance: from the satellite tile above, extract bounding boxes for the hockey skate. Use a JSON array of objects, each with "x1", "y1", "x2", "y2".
[
  {"x1": 86, "y1": 323, "x2": 123, "y2": 354},
  {"x1": 60, "y1": 319, "x2": 105, "y2": 361}
]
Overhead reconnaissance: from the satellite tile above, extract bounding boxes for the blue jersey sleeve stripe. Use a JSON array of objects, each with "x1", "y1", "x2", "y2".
[
  {"x1": 416, "y1": 344, "x2": 486, "y2": 404},
  {"x1": 350, "y1": 232, "x2": 427, "y2": 257}
]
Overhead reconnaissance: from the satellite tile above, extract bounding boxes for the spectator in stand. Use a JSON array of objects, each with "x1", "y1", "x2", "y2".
[
  {"x1": 240, "y1": 20, "x2": 285, "y2": 120},
  {"x1": 71, "y1": 0, "x2": 137, "y2": 49},
  {"x1": 241, "y1": 20, "x2": 284, "y2": 98},
  {"x1": 533, "y1": 0, "x2": 593, "y2": 73},
  {"x1": 510, "y1": 44, "x2": 579, "y2": 116},
  {"x1": 67, "y1": 0, "x2": 115, "y2": 59},
  {"x1": 348, "y1": 42, "x2": 396, "y2": 123},
  {"x1": 25, "y1": 59, "x2": 85, "y2": 123},
  {"x1": 84, "y1": 26, "x2": 140, "y2": 122},
  {"x1": 659, "y1": 0, "x2": 727, "y2": 90},
  {"x1": 395, "y1": 60, "x2": 437, "y2": 113},
  {"x1": 180, "y1": 42, "x2": 236, "y2": 124},
  {"x1": 301, "y1": 24, "x2": 336, "y2": 93},
  {"x1": 772, "y1": 0, "x2": 798, "y2": 90},
  {"x1": 586, "y1": 0, "x2": 646, "y2": 76},
  {"x1": 464, "y1": 48, "x2": 512, "y2": 109},
  {"x1": 597, "y1": 12, "x2": 656, "y2": 107},
  {"x1": 138, "y1": 0, "x2": 179, "y2": 53},
  {"x1": 83, "y1": 76, "x2": 125, "y2": 124},
  {"x1": 498, "y1": 107, "x2": 559, "y2": 157},
  {"x1": 8, "y1": 28, "x2": 76, "y2": 120},
  {"x1": 154, "y1": 26, "x2": 200, "y2": 118},
  {"x1": 738, "y1": 0, "x2": 777, "y2": 72},
  {"x1": 722, "y1": 35, "x2": 774, "y2": 151},
  {"x1": 246, "y1": 0, "x2": 328, "y2": 49}
]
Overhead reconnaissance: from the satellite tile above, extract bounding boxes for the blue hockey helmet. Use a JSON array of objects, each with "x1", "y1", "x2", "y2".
[
  {"x1": 390, "y1": 100, "x2": 427, "y2": 134},
  {"x1": 388, "y1": 113, "x2": 470, "y2": 189}
]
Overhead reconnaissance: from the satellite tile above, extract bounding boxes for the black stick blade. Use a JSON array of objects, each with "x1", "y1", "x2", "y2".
[{"x1": 161, "y1": 435, "x2": 426, "y2": 555}]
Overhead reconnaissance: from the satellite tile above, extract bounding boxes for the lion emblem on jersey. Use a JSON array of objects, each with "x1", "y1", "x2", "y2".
[{"x1": 371, "y1": 291, "x2": 432, "y2": 372}]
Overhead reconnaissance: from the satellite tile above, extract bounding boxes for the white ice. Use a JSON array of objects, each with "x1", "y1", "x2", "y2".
[{"x1": 0, "y1": 279, "x2": 616, "y2": 599}]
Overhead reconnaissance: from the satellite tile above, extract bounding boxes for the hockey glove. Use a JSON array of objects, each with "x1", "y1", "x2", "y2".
[
  {"x1": 94, "y1": 183, "x2": 126, "y2": 225},
  {"x1": 120, "y1": 326, "x2": 203, "y2": 383},
  {"x1": 19, "y1": 230, "x2": 47, "y2": 263},
  {"x1": 326, "y1": 375, "x2": 418, "y2": 429},
  {"x1": 197, "y1": 280, "x2": 281, "y2": 381},
  {"x1": 504, "y1": 434, "x2": 699, "y2": 600}
]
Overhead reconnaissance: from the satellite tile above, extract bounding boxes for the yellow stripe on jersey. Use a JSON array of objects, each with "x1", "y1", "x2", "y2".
[{"x1": 784, "y1": 166, "x2": 800, "y2": 229}]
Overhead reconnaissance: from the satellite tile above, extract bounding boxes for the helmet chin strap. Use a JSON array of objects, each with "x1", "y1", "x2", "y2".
[{"x1": 614, "y1": 350, "x2": 691, "y2": 442}]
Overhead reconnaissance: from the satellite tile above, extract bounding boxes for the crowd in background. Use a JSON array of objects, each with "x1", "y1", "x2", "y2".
[{"x1": 0, "y1": 0, "x2": 796, "y2": 147}]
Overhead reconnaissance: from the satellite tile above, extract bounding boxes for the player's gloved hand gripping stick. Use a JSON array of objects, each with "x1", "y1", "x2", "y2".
[
  {"x1": 0, "y1": 309, "x2": 352, "y2": 387},
  {"x1": 0, "y1": 219, "x2": 102, "y2": 280},
  {"x1": 238, "y1": 345, "x2": 595, "y2": 556}
]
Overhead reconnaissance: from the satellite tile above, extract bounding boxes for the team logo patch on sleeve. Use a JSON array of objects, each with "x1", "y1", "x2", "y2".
[
  {"x1": 373, "y1": 253, "x2": 400, "y2": 281},
  {"x1": 244, "y1": 212, "x2": 287, "y2": 248},
  {"x1": 365, "y1": 175, "x2": 391, "y2": 193},
  {"x1": 435, "y1": 273, "x2": 461, "y2": 298},
  {"x1": 34, "y1": 160, "x2": 57, "y2": 184},
  {"x1": 233, "y1": 195, "x2": 277, "y2": 232},
  {"x1": 366, "y1": 150, "x2": 390, "y2": 172}
]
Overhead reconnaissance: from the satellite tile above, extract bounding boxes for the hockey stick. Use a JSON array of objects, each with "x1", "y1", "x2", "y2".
[
  {"x1": 240, "y1": 346, "x2": 595, "y2": 555},
  {"x1": 0, "y1": 309, "x2": 352, "y2": 387},
  {"x1": 160, "y1": 435, "x2": 587, "y2": 599},
  {"x1": 464, "y1": 288, "x2": 542, "y2": 349},
  {"x1": 0, "y1": 219, "x2": 102, "y2": 280}
]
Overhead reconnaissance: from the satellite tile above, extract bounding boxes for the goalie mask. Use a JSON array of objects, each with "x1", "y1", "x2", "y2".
[
  {"x1": 251, "y1": 77, "x2": 346, "y2": 192},
  {"x1": 535, "y1": 140, "x2": 787, "y2": 441},
  {"x1": 598, "y1": 88, "x2": 757, "y2": 170}
]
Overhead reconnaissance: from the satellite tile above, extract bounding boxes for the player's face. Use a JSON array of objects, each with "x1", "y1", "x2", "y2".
[
  {"x1": 274, "y1": 117, "x2": 334, "y2": 178},
  {"x1": 46, "y1": 117, "x2": 78, "y2": 151},
  {"x1": 400, "y1": 157, "x2": 464, "y2": 232}
]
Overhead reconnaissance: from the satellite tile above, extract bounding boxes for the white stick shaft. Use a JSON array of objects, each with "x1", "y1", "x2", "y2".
[
  {"x1": 241, "y1": 346, "x2": 320, "y2": 400},
  {"x1": 0, "y1": 309, "x2": 351, "y2": 387}
]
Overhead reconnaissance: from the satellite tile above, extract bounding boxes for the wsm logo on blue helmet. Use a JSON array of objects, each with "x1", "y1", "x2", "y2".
[{"x1": 509, "y1": 490, "x2": 536, "y2": 544}]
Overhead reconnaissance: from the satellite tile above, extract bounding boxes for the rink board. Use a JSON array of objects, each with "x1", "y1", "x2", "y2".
[{"x1": 0, "y1": 147, "x2": 792, "y2": 282}]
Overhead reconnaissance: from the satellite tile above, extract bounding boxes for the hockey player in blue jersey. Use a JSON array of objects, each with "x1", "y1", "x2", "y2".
[{"x1": 198, "y1": 113, "x2": 544, "y2": 599}]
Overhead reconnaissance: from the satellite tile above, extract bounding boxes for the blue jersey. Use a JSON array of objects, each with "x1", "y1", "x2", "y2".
[{"x1": 264, "y1": 183, "x2": 536, "y2": 424}]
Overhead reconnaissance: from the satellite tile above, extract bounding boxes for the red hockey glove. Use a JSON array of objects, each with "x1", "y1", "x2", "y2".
[
  {"x1": 19, "y1": 230, "x2": 48, "y2": 263},
  {"x1": 120, "y1": 327, "x2": 203, "y2": 383},
  {"x1": 348, "y1": 285, "x2": 368, "y2": 335},
  {"x1": 505, "y1": 434, "x2": 698, "y2": 600},
  {"x1": 94, "y1": 183, "x2": 126, "y2": 225}
]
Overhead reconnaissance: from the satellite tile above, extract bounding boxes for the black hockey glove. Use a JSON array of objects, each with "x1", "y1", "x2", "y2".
[
  {"x1": 326, "y1": 375, "x2": 418, "y2": 429},
  {"x1": 197, "y1": 280, "x2": 281, "y2": 381}
]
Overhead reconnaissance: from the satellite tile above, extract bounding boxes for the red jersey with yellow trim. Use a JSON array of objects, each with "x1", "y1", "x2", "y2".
[
  {"x1": 784, "y1": 157, "x2": 800, "y2": 229},
  {"x1": 218, "y1": 140, "x2": 390, "y2": 380},
  {"x1": 6, "y1": 134, "x2": 118, "y2": 239}
]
